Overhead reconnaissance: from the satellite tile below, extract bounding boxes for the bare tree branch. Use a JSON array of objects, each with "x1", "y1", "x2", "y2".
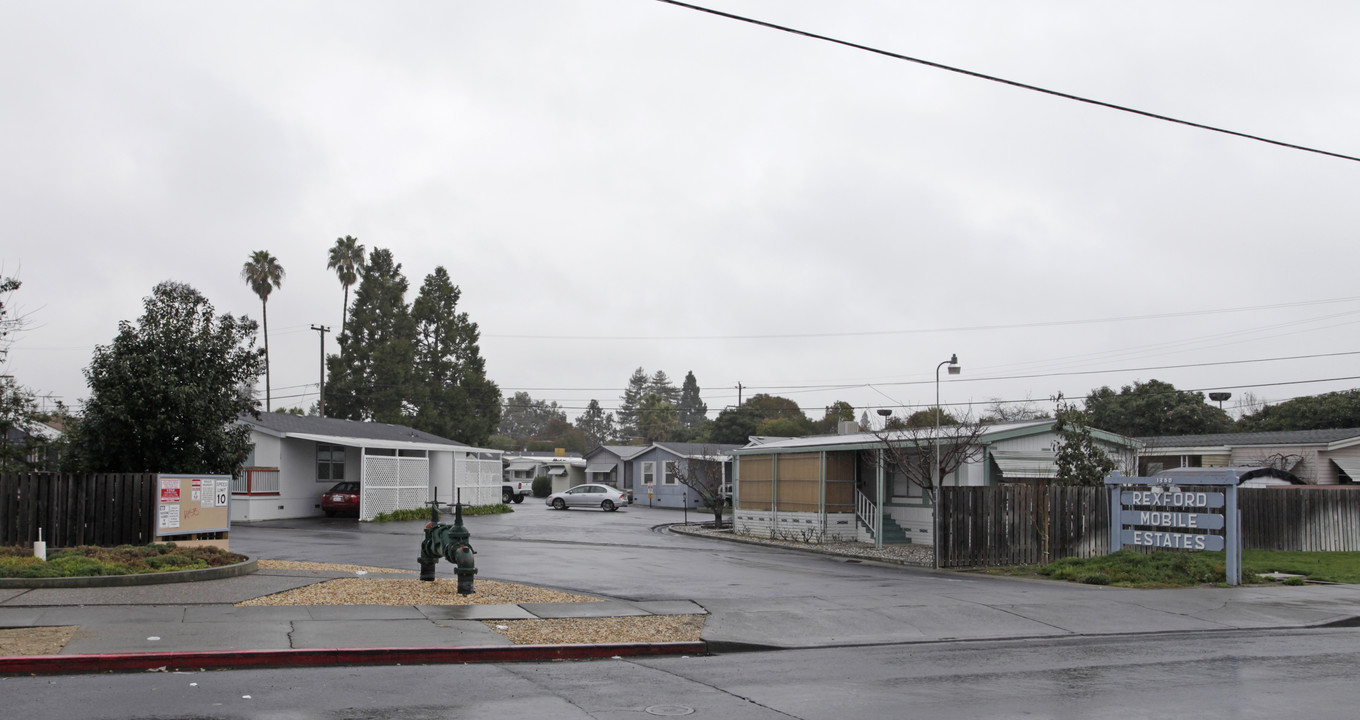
[{"x1": 861, "y1": 415, "x2": 988, "y2": 502}]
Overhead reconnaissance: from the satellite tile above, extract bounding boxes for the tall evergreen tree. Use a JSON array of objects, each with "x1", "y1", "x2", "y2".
[
  {"x1": 324, "y1": 248, "x2": 415, "y2": 424},
  {"x1": 240, "y1": 250, "x2": 283, "y2": 410},
  {"x1": 617, "y1": 367, "x2": 649, "y2": 441},
  {"x1": 574, "y1": 399, "x2": 615, "y2": 448},
  {"x1": 409, "y1": 266, "x2": 501, "y2": 444},
  {"x1": 636, "y1": 393, "x2": 679, "y2": 443},
  {"x1": 676, "y1": 371, "x2": 708, "y2": 429},
  {"x1": 647, "y1": 370, "x2": 680, "y2": 405},
  {"x1": 326, "y1": 235, "x2": 365, "y2": 340}
]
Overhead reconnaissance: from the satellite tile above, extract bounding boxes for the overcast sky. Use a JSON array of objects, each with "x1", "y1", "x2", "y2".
[{"x1": 4, "y1": 1, "x2": 1359, "y2": 428}]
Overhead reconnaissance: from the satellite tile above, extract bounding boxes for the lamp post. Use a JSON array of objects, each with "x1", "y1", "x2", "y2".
[
  {"x1": 934, "y1": 354, "x2": 960, "y2": 569},
  {"x1": 933, "y1": 354, "x2": 961, "y2": 491}
]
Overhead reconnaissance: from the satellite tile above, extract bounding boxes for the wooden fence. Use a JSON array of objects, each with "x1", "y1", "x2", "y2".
[
  {"x1": 939, "y1": 485, "x2": 1360, "y2": 568},
  {"x1": 0, "y1": 473, "x2": 159, "y2": 547},
  {"x1": 938, "y1": 485, "x2": 1110, "y2": 568}
]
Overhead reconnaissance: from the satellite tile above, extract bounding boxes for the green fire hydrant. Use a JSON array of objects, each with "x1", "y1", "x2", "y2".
[{"x1": 418, "y1": 495, "x2": 477, "y2": 595}]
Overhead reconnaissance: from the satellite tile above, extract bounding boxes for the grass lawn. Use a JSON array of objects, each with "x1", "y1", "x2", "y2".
[
  {"x1": 1243, "y1": 550, "x2": 1360, "y2": 584},
  {"x1": 974, "y1": 549, "x2": 1360, "y2": 588}
]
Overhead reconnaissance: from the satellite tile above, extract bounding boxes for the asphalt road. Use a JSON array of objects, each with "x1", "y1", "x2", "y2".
[
  {"x1": 7, "y1": 628, "x2": 1357, "y2": 719},
  {"x1": 9, "y1": 504, "x2": 1354, "y2": 718},
  {"x1": 227, "y1": 503, "x2": 1005, "y2": 602}
]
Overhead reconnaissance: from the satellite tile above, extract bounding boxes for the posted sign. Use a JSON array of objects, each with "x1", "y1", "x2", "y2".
[
  {"x1": 155, "y1": 474, "x2": 231, "y2": 537},
  {"x1": 1105, "y1": 472, "x2": 1241, "y2": 585}
]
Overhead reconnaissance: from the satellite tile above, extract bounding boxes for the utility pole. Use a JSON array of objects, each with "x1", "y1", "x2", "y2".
[
  {"x1": 310, "y1": 325, "x2": 330, "y2": 417},
  {"x1": 735, "y1": 382, "x2": 743, "y2": 406}
]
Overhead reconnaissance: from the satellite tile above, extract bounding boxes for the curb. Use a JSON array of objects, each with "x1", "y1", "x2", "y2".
[
  {"x1": 0, "y1": 559, "x2": 259, "y2": 590},
  {"x1": 0, "y1": 641, "x2": 709, "y2": 676}
]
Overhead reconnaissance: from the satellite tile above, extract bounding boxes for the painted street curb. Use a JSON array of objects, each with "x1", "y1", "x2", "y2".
[
  {"x1": 0, "y1": 559, "x2": 258, "y2": 590},
  {"x1": 0, "y1": 641, "x2": 709, "y2": 676}
]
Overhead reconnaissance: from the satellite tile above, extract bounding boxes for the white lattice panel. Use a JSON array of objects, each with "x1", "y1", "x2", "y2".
[
  {"x1": 360, "y1": 454, "x2": 431, "y2": 521},
  {"x1": 456, "y1": 456, "x2": 502, "y2": 506}
]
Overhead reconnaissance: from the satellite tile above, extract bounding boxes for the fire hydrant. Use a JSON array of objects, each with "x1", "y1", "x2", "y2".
[{"x1": 418, "y1": 497, "x2": 477, "y2": 595}]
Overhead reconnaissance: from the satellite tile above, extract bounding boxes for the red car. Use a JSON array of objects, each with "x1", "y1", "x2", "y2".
[{"x1": 321, "y1": 481, "x2": 360, "y2": 517}]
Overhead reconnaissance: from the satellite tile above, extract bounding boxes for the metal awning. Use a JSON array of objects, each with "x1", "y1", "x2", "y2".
[
  {"x1": 1331, "y1": 458, "x2": 1360, "y2": 482},
  {"x1": 586, "y1": 463, "x2": 615, "y2": 474},
  {"x1": 992, "y1": 453, "x2": 1058, "y2": 479},
  {"x1": 506, "y1": 461, "x2": 537, "y2": 472},
  {"x1": 547, "y1": 467, "x2": 566, "y2": 475},
  {"x1": 283, "y1": 432, "x2": 467, "y2": 453}
]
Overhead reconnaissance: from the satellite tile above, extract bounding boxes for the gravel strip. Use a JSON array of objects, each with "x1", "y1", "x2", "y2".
[
  {"x1": 0, "y1": 626, "x2": 77, "y2": 657},
  {"x1": 485, "y1": 615, "x2": 706, "y2": 646},
  {"x1": 236, "y1": 577, "x2": 599, "y2": 607},
  {"x1": 257, "y1": 559, "x2": 415, "y2": 574}
]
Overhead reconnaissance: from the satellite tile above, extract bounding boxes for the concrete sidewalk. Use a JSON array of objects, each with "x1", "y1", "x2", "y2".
[{"x1": 3, "y1": 558, "x2": 1359, "y2": 675}]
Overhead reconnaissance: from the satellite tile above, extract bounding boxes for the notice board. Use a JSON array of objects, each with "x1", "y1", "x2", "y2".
[{"x1": 155, "y1": 474, "x2": 232, "y2": 538}]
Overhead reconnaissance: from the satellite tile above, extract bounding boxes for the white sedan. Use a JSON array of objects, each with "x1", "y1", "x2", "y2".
[{"x1": 545, "y1": 484, "x2": 630, "y2": 512}]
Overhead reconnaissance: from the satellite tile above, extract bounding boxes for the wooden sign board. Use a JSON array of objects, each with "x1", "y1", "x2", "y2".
[{"x1": 155, "y1": 474, "x2": 232, "y2": 550}]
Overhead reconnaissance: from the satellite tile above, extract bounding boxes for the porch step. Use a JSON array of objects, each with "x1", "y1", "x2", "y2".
[
  {"x1": 878, "y1": 515, "x2": 910, "y2": 544},
  {"x1": 859, "y1": 513, "x2": 912, "y2": 544}
]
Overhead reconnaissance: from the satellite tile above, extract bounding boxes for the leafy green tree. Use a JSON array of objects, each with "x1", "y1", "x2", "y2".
[
  {"x1": 676, "y1": 371, "x2": 708, "y2": 430},
  {"x1": 327, "y1": 235, "x2": 365, "y2": 340},
  {"x1": 68, "y1": 282, "x2": 264, "y2": 474},
  {"x1": 1084, "y1": 379, "x2": 1232, "y2": 437},
  {"x1": 0, "y1": 376, "x2": 44, "y2": 472},
  {"x1": 813, "y1": 401, "x2": 856, "y2": 434},
  {"x1": 526, "y1": 417, "x2": 589, "y2": 454},
  {"x1": 325, "y1": 248, "x2": 415, "y2": 424},
  {"x1": 1052, "y1": 395, "x2": 1116, "y2": 486},
  {"x1": 616, "y1": 367, "x2": 649, "y2": 440},
  {"x1": 240, "y1": 250, "x2": 284, "y2": 410},
  {"x1": 636, "y1": 393, "x2": 680, "y2": 442},
  {"x1": 409, "y1": 266, "x2": 501, "y2": 445},
  {"x1": 903, "y1": 407, "x2": 960, "y2": 429},
  {"x1": 1236, "y1": 389, "x2": 1360, "y2": 431},
  {"x1": 574, "y1": 399, "x2": 615, "y2": 448},
  {"x1": 498, "y1": 391, "x2": 567, "y2": 446},
  {"x1": 708, "y1": 394, "x2": 810, "y2": 443},
  {"x1": 0, "y1": 275, "x2": 45, "y2": 472}
]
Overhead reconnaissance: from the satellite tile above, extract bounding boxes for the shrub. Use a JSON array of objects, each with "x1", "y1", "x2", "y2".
[
  {"x1": 532, "y1": 476, "x2": 552, "y2": 498},
  {"x1": 47, "y1": 555, "x2": 112, "y2": 576}
]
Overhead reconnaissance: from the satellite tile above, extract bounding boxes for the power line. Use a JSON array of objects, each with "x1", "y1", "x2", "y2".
[
  {"x1": 654, "y1": 0, "x2": 1360, "y2": 164},
  {"x1": 483, "y1": 295, "x2": 1360, "y2": 341}
]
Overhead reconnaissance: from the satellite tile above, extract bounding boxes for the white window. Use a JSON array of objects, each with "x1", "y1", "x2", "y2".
[
  {"x1": 317, "y1": 444, "x2": 345, "y2": 481},
  {"x1": 642, "y1": 461, "x2": 656, "y2": 485},
  {"x1": 664, "y1": 460, "x2": 679, "y2": 485}
]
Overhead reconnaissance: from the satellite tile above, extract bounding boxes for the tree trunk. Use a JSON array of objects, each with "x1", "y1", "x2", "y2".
[
  {"x1": 262, "y1": 299, "x2": 270, "y2": 411},
  {"x1": 340, "y1": 285, "x2": 349, "y2": 341}
]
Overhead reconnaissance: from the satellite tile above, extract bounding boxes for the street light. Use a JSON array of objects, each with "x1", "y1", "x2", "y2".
[
  {"x1": 934, "y1": 354, "x2": 960, "y2": 569},
  {"x1": 934, "y1": 354, "x2": 961, "y2": 487}
]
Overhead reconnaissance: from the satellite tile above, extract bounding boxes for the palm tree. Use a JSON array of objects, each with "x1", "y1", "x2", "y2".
[
  {"x1": 326, "y1": 236, "x2": 365, "y2": 340},
  {"x1": 241, "y1": 250, "x2": 285, "y2": 411}
]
